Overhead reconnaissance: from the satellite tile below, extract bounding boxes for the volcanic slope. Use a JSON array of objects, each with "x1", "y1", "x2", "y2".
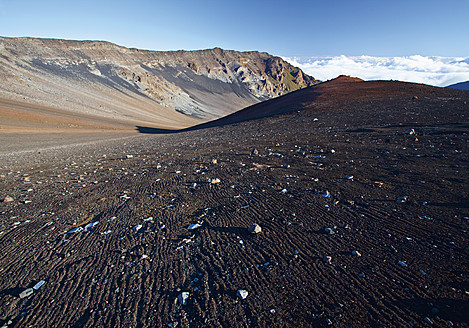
[
  {"x1": 0, "y1": 36, "x2": 317, "y2": 133},
  {"x1": 0, "y1": 77, "x2": 468, "y2": 327},
  {"x1": 447, "y1": 81, "x2": 469, "y2": 91}
]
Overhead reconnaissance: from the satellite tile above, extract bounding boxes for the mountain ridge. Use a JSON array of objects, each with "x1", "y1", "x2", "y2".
[{"x1": 0, "y1": 36, "x2": 318, "y2": 130}]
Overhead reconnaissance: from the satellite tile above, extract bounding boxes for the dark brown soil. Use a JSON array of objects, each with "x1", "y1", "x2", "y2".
[{"x1": 0, "y1": 79, "x2": 468, "y2": 327}]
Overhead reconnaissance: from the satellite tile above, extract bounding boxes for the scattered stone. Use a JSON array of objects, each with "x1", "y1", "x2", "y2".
[
  {"x1": 133, "y1": 224, "x2": 143, "y2": 232},
  {"x1": 248, "y1": 224, "x2": 262, "y2": 234},
  {"x1": 211, "y1": 159, "x2": 218, "y2": 164},
  {"x1": 323, "y1": 256, "x2": 332, "y2": 263},
  {"x1": 424, "y1": 317, "x2": 433, "y2": 325},
  {"x1": 188, "y1": 223, "x2": 201, "y2": 230},
  {"x1": 67, "y1": 227, "x2": 83, "y2": 234},
  {"x1": 141, "y1": 254, "x2": 149, "y2": 260},
  {"x1": 324, "y1": 227, "x2": 334, "y2": 235},
  {"x1": 406, "y1": 128, "x2": 416, "y2": 135},
  {"x1": 322, "y1": 191, "x2": 331, "y2": 198},
  {"x1": 352, "y1": 250, "x2": 362, "y2": 257},
  {"x1": 126, "y1": 155, "x2": 134, "y2": 158},
  {"x1": 84, "y1": 221, "x2": 99, "y2": 231},
  {"x1": 19, "y1": 288, "x2": 34, "y2": 298},
  {"x1": 178, "y1": 292, "x2": 189, "y2": 305},
  {"x1": 33, "y1": 280, "x2": 45, "y2": 290},
  {"x1": 398, "y1": 261, "x2": 408, "y2": 267},
  {"x1": 208, "y1": 178, "x2": 221, "y2": 184},
  {"x1": 237, "y1": 289, "x2": 248, "y2": 300},
  {"x1": 2, "y1": 196, "x2": 14, "y2": 203},
  {"x1": 251, "y1": 148, "x2": 259, "y2": 156},
  {"x1": 345, "y1": 175, "x2": 354, "y2": 180},
  {"x1": 397, "y1": 196, "x2": 408, "y2": 203}
]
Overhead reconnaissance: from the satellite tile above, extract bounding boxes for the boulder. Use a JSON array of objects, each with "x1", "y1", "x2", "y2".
[
  {"x1": 237, "y1": 289, "x2": 248, "y2": 300},
  {"x1": 248, "y1": 224, "x2": 262, "y2": 234},
  {"x1": 178, "y1": 292, "x2": 189, "y2": 305}
]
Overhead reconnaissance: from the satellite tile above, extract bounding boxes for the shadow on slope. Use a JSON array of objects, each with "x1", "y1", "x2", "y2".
[
  {"x1": 136, "y1": 126, "x2": 179, "y2": 134},
  {"x1": 136, "y1": 75, "x2": 468, "y2": 134}
]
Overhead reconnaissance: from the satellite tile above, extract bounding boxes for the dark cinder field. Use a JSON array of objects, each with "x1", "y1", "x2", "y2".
[{"x1": 0, "y1": 78, "x2": 468, "y2": 327}]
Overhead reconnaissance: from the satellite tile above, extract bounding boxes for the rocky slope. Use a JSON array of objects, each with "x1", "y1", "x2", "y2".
[
  {"x1": 0, "y1": 78, "x2": 468, "y2": 327},
  {"x1": 0, "y1": 37, "x2": 318, "y2": 129}
]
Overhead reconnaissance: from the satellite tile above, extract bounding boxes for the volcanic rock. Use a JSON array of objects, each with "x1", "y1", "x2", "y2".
[{"x1": 248, "y1": 224, "x2": 262, "y2": 234}]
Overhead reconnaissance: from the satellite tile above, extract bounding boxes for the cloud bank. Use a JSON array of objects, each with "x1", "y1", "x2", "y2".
[{"x1": 283, "y1": 55, "x2": 469, "y2": 87}]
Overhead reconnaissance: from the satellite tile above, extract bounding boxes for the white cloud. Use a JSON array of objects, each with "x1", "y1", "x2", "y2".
[{"x1": 283, "y1": 55, "x2": 469, "y2": 87}]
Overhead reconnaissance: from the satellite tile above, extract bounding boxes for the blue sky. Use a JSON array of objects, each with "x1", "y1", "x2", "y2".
[{"x1": 0, "y1": 0, "x2": 467, "y2": 57}]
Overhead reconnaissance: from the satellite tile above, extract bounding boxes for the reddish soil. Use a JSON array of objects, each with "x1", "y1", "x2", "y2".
[{"x1": 0, "y1": 78, "x2": 468, "y2": 327}]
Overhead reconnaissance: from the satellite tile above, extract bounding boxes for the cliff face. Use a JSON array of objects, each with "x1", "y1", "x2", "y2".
[{"x1": 0, "y1": 37, "x2": 318, "y2": 125}]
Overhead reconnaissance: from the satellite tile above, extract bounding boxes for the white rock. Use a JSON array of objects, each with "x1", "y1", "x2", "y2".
[
  {"x1": 424, "y1": 317, "x2": 433, "y2": 325},
  {"x1": 2, "y1": 196, "x2": 14, "y2": 202},
  {"x1": 133, "y1": 224, "x2": 143, "y2": 231},
  {"x1": 178, "y1": 292, "x2": 189, "y2": 305},
  {"x1": 352, "y1": 250, "x2": 362, "y2": 257},
  {"x1": 84, "y1": 221, "x2": 99, "y2": 231},
  {"x1": 188, "y1": 223, "x2": 201, "y2": 230},
  {"x1": 67, "y1": 227, "x2": 83, "y2": 234},
  {"x1": 398, "y1": 261, "x2": 407, "y2": 267},
  {"x1": 237, "y1": 289, "x2": 249, "y2": 300},
  {"x1": 19, "y1": 288, "x2": 34, "y2": 298},
  {"x1": 323, "y1": 256, "x2": 332, "y2": 263},
  {"x1": 248, "y1": 224, "x2": 262, "y2": 234},
  {"x1": 33, "y1": 280, "x2": 45, "y2": 290},
  {"x1": 406, "y1": 128, "x2": 416, "y2": 135}
]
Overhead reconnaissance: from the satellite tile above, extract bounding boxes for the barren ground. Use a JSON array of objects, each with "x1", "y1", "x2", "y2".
[{"x1": 0, "y1": 80, "x2": 468, "y2": 327}]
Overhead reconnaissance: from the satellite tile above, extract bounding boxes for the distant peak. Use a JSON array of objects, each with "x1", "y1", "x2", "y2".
[{"x1": 330, "y1": 75, "x2": 364, "y2": 83}]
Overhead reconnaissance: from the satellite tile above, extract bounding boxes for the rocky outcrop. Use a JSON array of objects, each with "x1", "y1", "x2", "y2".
[{"x1": 0, "y1": 37, "x2": 318, "y2": 125}]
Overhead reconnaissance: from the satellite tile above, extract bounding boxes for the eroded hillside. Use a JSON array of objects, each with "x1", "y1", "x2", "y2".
[{"x1": 0, "y1": 37, "x2": 318, "y2": 130}]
